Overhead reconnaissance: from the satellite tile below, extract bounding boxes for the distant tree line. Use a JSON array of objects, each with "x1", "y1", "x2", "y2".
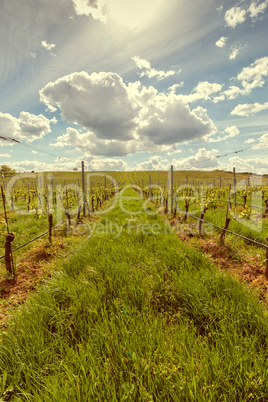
[{"x1": 0, "y1": 164, "x2": 16, "y2": 177}]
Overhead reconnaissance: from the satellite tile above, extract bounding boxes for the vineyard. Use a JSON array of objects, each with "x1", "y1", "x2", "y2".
[
  {"x1": 1, "y1": 169, "x2": 268, "y2": 277},
  {"x1": 0, "y1": 169, "x2": 268, "y2": 400}
]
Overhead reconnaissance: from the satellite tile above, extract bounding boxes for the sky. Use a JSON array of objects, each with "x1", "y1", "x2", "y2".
[{"x1": 0, "y1": 0, "x2": 268, "y2": 173}]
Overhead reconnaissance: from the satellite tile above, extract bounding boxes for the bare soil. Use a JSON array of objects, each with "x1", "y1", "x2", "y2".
[{"x1": 0, "y1": 240, "x2": 66, "y2": 328}]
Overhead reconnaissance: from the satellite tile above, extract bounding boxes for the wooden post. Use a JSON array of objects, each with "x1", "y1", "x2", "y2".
[
  {"x1": 51, "y1": 174, "x2": 55, "y2": 205},
  {"x1": 1, "y1": 186, "x2": 10, "y2": 233},
  {"x1": 199, "y1": 208, "x2": 207, "y2": 235},
  {"x1": 48, "y1": 213, "x2": 53, "y2": 243},
  {"x1": 233, "y1": 167, "x2": 237, "y2": 208},
  {"x1": 173, "y1": 196, "x2": 177, "y2": 218},
  {"x1": 149, "y1": 175, "x2": 152, "y2": 200},
  {"x1": 170, "y1": 165, "x2": 173, "y2": 214},
  {"x1": 65, "y1": 211, "x2": 71, "y2": 234},
  {"x1": 82, "y1": 161, "x2": 86, "y2": 217},
  {"x1": 219, "y1": 217, "x2": 231, "y2": 245},
  {"x1": 104, "y1": 174, "x2": 107, "y2": 200},
  {"x1": 219, "y1": 177, "x2": 221, "y2": 188},
  {"x1": 265, "y1": 238, "x2": 268, "y2": 279},
  {"x1": 4, "y1": 233, "x2": 16, "y2": 281},
  {"x1": 183, "y1": 199, "x2": 189, "y2": 222}
]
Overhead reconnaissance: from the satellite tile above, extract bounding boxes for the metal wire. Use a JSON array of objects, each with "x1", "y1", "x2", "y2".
[
  {"x1": 0, "y1": 213, "x2": 78, "y2": 260},
  {"x1": 176, "y1": 207, "x2": 268, "y2": 249}
]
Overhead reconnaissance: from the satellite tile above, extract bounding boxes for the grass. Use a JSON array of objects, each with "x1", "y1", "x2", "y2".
[{"x1": 0, "y1": 187, "x2": 267, "y2": 401}]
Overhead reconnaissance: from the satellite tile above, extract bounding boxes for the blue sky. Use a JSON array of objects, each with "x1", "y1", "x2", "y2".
[{"x1": 0, "y1": 0, "x2": 268, "y2": 172}]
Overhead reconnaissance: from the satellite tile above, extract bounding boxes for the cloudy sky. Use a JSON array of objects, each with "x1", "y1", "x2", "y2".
[{"x1": 0, "y1": 0, "x2": 268, "y2": 172}]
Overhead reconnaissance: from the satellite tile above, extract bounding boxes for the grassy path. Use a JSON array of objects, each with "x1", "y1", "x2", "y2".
[{"x1": 0, "y1": 187, "x2": 267, "y2": 401}]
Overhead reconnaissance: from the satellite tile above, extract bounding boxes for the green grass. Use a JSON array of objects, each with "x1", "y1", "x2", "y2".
[{"x1": 0, "y1": 187, "x2": 267, "y2": 401}]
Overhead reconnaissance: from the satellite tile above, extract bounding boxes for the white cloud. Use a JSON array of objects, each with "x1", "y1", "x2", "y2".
[
  {"x1": 209, "y1": 126, "x2": 240, "y2": 142},
  {"x1": 193, "y1": 81, "x2": 222, "y2": 100},
  {"x1": 132, "y1": 55, "x2": 177, "y2": 81},
  {"x1": 41, "y1": 40, "x2": 56, "y2": 51},
  {"x1": 237, "y1": 56, "x2": 268, "y2": 92},
  {"x1": 0, "y1": 112, "x2": 55, "y2": 143},
  {"x1": 167, "y1": 83, "x2": 184, "y2": 93},
  {"x1": 216, "y1": 5, "x2": 223, "y2": 14},
  {"x1": 29, "y1": 52, "x2": 37, "y2": 58},
  {"x1": 245, "y1": 138, "x2": 255, "y2": 144},
  {"x1": 72, "y1": 0, "x2": 107, "y2": 22},
  {"x1": 179, "y1": 81, "x2": 223, "y2": 103},
  {"x1": 40, "y1": 71, "x2": 138, "y2": 141},
  {"x1": 248, "y1": 0, "x2": 268, "y2": 19},
  {"x1": 231, "y1": 101, "x2": 268, "y2": 116},
  {"x1": 83, "y1": 155, "x2": 129, "y2": 171},
  {"x1": 252, "y1": 133, "x2": 268, "y2": 149},
  {"x1": 223, "y1": 125, "x2": 240, "y2": 138},
  {"x1": 138, "y1": 102, "x2": 216, "y2": 146},
  {"x1": 223, "y1": 85, "x2": 245, "y2": 99},
  {"x1": 41, "y1": 71, "x2": 217, "y2": 157},
  {"x1": 171, "y1": 148, "x2": 219, "y2": 170},
  {"x1": 136, "y1": 155, "x2": 169, "y2": 171},
  {"x1": 218, "y1": 155, "x2": 268, "y2": 173},
  {"x1": 7, "y1": 155, "x2": 128, "y2": 172},
  {"x1": 0, "y1": 153, "x2": 11, "y2": 158},
  {"x1": 215, "y1": 36, "x2": 228, "y2": 48},
  {"x1": 213, "y1": 57, "x2": 268, "y2": 102},
  {"x1": 229, "y1": 46, "x2": 241, "y2": 60},
  {"x1": 224, "y1": 6, "x2": 247, "y2": 28}
]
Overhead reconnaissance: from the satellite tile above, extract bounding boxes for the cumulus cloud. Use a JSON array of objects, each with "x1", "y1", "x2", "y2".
[
  {"x1": 41, "y1": 71, "x2": 217, "y2": 157},
  {"x1": 218, "y1": 155, "x2": 268, "y2": 173},
  {"x1": 213, "y1": 57, "x2": 268, "y2": 102},
  {"x1": 132, "y1": 55, "x2": 177, "y2": 81},
  {"x1": 215, "y1": 36, "x2": 228, "y2": 48},
  {"x1": 209, "y1": 126, "x2": 240, "y2": 142},
  {"x1": 229, "y1": 46, "x2": 241, "y2": 60},
  {"x1": 224, "y1": 6, "x2": 247, "y2": 28},
  {"x1": 72, "y1": 0, "x2": 107, "y2": 22},
  {"x1": 231, "y1": 101, "x2": 268, "y2": 116},
  {"x1": 41, "y1": 40, "x2": 56, "y2": 51},
  {"x1": 252, "y1": 133, "x2": 268, "y2": 149},
  {"x1": 138, "y1": 102, "x2": 216, "y2": 146},
  {"x1": 237, "y1": 57, "x2": 268, "y2": 92},
  {"x1": 245, "y1": 138, "x2": 255, "y2": 144},
  {"x1": 167, "y1": 83, "x2": 184, "y2": 94},
  {"x1": 248, "y1": 0, "x2": 268, "y2": 19},
  {"x1": 224, "y1": 1, "x2": 268, "y2": 28},
  {"x1": 51, "y1": 127, "x2": 138, "y2": 157},
  {"x1": 83, "y1": 155, "x2": 129, "y2": 171},
  {"x1": 8, "y1": 155, "x2": 129, "y2": 172},
  {"x1": 178, "y1": 81, "x2": 223, "y2": 103},
  {"x1": 135, "y1": 155, "x2": 169, "y2": 171},
  {"x1": 171, "y1": 148, "x2": 219, "y2": 170},
  {"x1": 40, "y1": 71, "x2": 138, "y2": 141},
  {"x1": 0, "y1": 112, "x2": 56, "y2": 143}
]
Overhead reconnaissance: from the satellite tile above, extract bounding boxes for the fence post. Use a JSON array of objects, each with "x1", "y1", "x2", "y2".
[
  {"x1": 48, "y1": 213, "x2": 53, "y2": 243},
  {"x1": 3, "y1": 233, "x2": 16, "y2": 283},
  {"x1": 65, "y1": 211, "x2": 71, "y2": 234},
  {"x1": 169, "y1": 165, "x2": 173, "y2": 214},
  {"x1": 265, "y1": 237, "x2": 268, "y2": 279},
  {"x1": 233, "y1": 167, "x2": 237, "y2": 208},
  {"x1": 104, "y1": 174, "x2": 107, "y2": 200},
  {"x1": 82, "y1": 161, "x2": 86, "y2": 217}
]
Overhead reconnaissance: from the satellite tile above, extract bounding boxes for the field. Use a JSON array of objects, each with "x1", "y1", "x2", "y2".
[{"x1": 0, "y1": 170, "x2": 268, "y2": 400}]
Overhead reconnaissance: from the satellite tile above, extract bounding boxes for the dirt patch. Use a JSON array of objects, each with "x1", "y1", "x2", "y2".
[
  {"x1": 177, "y1": 234, "x2": 268, "y2": 306},
  {"x1": 0, "y1": 240, "x2": 66, "y2": 327}
]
